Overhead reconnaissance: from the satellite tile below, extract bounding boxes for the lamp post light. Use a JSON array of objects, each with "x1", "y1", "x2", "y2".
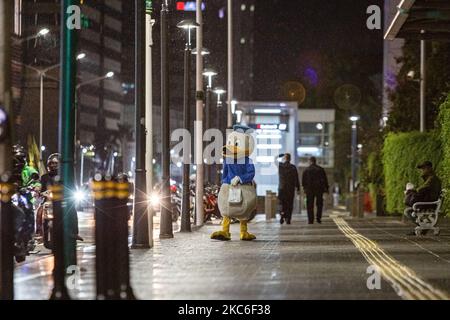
[
  {"x1": 14, "y1": 27, "x2": 50, "y2": 44},
  {"x1": 214, "y1": 87, "x2": 226, "y2": 134},
  {"x1": 192, "y1": 47, "x2": 210, "y2": 56},
  {"x1": 203, "y1": 68, "x2": 217, "y2": 183},
  {"x1": 349, "y1": 116, "x2": 360, "y2": 192},
  {"x1": 177, "y1": 19, "x2": 199, "y2": 233}
]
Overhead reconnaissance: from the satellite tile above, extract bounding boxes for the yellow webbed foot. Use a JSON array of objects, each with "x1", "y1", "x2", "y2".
[
  {"x1": 211, "y1": 231, "x2": 231, "y2": 241},
  {"x1": 240, "y1": 231, "x2": 256, "y2": 241}
]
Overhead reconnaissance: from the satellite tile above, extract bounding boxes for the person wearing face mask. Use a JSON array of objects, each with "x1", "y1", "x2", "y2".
[
  {"x1": 278, "y1": 153, "x2": 300, "y2": 224},
  {"x1": 40, "y1": 153, "x2": 60, "y2": 193},
  {"x1": 35, "y1": 153, "x2": 60, "y2": 240}
]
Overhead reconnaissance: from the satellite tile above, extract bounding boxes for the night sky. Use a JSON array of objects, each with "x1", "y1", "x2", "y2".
[{"x1": 254, "y1": 0, "x2": 384, "y2": 101}]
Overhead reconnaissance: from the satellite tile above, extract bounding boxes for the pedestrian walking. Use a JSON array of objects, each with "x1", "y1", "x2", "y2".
[
  {"x1": 302, "y1": 157, "x2": 329, "y2": 224},
  {"x1": 278, "y1": 153, "x2": 300, "y2": 224}
]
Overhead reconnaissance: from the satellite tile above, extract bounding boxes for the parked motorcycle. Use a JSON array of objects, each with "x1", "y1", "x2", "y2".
[
  {"x1": 203, "y1": 184, "x2": 221, "y2": 222},
  {"x1": 149, "y1": 182, "x2": 183, "y2": 222},
  {"x1": 12, "y1": 187, "x2": 37, "y2": 262}
]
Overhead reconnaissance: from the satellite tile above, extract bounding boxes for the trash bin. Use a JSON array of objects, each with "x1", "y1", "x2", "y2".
[
  {"x1": 350, "y1": 190, "x2": 365, "y2": 218},
  {"x1": 265, "y1": 191, "x2": 277, "y2": 220}
]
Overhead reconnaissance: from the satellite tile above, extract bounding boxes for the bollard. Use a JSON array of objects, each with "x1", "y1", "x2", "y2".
[
  {"x1": 115, "y1": 181, "x2": 135, "y2": 300},
  {"x1": 92, "y1": 176, "x2": 135, "y2": 300},
  {"x1": 0, "y1": 180, "x2": 15, "y2": 300},
  {"x1": 357, "y1": 189, "x2": 365, "y2": 218},
  {"x1": 104, "y1": 179, "x2": 117, "y2": 299},
  {"x1": 92, "y1": 178, "x2": 107, "y2": 299},
  {"x1": 49, "y1": 182, "x2": 71, "y2": 300}
]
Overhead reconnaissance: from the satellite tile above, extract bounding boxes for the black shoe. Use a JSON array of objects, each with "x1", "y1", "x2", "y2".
[
  {"x1": 280, "y1": 216, "x2": 285, "y2": 224},
  {"x1": 308, "y1": 221, "x2": 314, "y2": 225},
  {"x1": 286, "y1": 220, "x2": 291, "y2": 225},
  {"x1": 317, "y1": 220, "x2": 322, "y2": 224}
]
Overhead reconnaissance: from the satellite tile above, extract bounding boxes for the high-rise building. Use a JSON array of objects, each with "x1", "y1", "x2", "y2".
[
  {"x1": 383, "y1": 0, "x2": 404, "y2": 119},
  {"x1": 11, "y1": 0, "x2": 132, "y2": 178},
  {"x1": 233, "y1": 0, "x2": 256, "y2": 101},
  {"x1": 11, "y1": 0, "x2": 60, "y2": 152},
  {"x1": 77, "y1": 0, "x2": 129, "y2": 176}
]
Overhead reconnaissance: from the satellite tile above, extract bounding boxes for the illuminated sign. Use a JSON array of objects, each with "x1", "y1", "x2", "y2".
[
  {"x1": 176, "y1": 2, "x2": 206, "y2": 11},
  {"x1": 252, "y1": 124, "x2": 288, "y2": 131}
]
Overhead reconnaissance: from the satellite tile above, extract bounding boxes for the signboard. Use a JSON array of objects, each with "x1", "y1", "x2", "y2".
[{"x1": 176, "y1": 2, "x2": 206, "y2": 11}]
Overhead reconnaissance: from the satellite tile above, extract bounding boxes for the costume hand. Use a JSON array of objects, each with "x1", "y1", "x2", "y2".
[{"x1": 231, "y1": 176, "x2": 241, "y2": 186}]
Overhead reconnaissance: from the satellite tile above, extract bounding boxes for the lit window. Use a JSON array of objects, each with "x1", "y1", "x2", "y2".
[
  {"x1": 240, "y1": 37, "x2": 246, "y2": 44},
  {"x1": 241, "y1": 4, "x2": 246, "y2": 11},
  {"x1": 250, "y1": 5, "x2": 255, "y2": 12}
]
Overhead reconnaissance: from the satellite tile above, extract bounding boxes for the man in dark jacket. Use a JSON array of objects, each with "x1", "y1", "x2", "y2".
[
  {"x1": 278, "y1": 153, "x2": 300, "y2": 224},
  {"x1": 302, "y1": 157, "x2": 329, "y2": 224}
]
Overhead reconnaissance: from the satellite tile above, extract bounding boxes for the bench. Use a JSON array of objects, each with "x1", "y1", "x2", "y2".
[{"x1": 408, "y1": 198, "x2": 442, "y2": 236}]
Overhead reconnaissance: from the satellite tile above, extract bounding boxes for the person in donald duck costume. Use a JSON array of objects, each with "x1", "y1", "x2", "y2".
[{"x1": 211, "y1": 124, "x2": 257, "y2": 241}]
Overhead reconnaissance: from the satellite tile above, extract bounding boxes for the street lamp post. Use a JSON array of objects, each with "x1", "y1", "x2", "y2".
[
  {"x1": 145, "y1": 2, "x2": 155, "y2": 248},
  {"x1": 159, "y1": 0, "x2": 173, "y2": 239},
  {"x1": 227, "y1": 0, "x2": 234, "y2": 128},
  {"x1": 349, "y1": 116, "x2": 360, "y2": 192},
  {"x1": 51, "y1": 0, "x2": 78, "y2": 300},
  {"x1": 214, "y1": 87, "x2": 226, "y2": 185},
  {"x1": 203, "y1": 69, "x2": 217, "y2": 183},
  {"x1": 20, "y1": 53, "x2": 86, "y2": 168},
  {"x1": 0, "y1": 0, "x2": 14, "y2": 300},
  {"x1": 420, "y1": 34, "x2": 426, "y2": 133},
  {"x1": 195, "y1": 0, "x2": 205, "y2": 228},
  {"x1": 177, "y1": 19, "x2": 199, "y2": 233},
  {"x1": 132, "y1": 0, "x2": 150, "y2": 248}
]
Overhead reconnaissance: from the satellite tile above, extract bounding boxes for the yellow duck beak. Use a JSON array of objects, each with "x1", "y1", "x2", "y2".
[{"x1": 223, "y1": 145, "x2": 251, "y2": 158}]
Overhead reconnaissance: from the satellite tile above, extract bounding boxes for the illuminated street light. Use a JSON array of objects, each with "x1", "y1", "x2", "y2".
[{"x1": 192, "y1": 47, "x2": 210, "y2": 55}]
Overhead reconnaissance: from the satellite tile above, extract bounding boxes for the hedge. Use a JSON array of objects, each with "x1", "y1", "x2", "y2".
[
  {"x1": 367, "y1": 151, "x2": 384, "y2": 208},
  {"x1": 439, "y1": 93, "x2": 450, "y2": 214},
  {"x1": 382, "y1": 131, "x2": 442, "y2": 214}
]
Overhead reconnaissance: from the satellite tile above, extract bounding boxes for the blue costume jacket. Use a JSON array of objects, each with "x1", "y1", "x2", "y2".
[{"x1": 222, "y1": 157, "x2": 255, "y2": 184}]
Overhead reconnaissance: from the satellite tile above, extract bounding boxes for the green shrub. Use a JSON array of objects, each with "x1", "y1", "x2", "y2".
[
  {"x1": 382, "y1": 131, "x2": 442, "y2": 214},
  {"x1": 438, "y1": 93, "x2": 450, "y2": 214},
  {"x1": 365, "y1": 151, "x2": 385, "y2": 213}
]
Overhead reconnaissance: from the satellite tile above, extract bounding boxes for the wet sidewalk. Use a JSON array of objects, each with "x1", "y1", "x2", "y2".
[{"x1": 15, "y1": 213, "x2": 450, "y2": 300}]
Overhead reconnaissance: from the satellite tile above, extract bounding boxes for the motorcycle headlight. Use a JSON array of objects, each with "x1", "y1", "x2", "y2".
[
  {"x1": 74, "y1": 190, "x2": 86, "y2": 203},
  {"x1": 149, "y1": 193, "x2": 160, "y2": 206}
]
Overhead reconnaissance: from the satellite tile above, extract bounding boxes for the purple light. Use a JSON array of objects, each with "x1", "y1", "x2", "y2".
[
  {"x1": 304, "y1": 67, "x2": 318, "y2": 86},
  {"x1": 219, "y1": 8, "x2": 225, "y2": 19},
  {"x1": 183, "y1": 2, "x2": 205, "y2": 11}
]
